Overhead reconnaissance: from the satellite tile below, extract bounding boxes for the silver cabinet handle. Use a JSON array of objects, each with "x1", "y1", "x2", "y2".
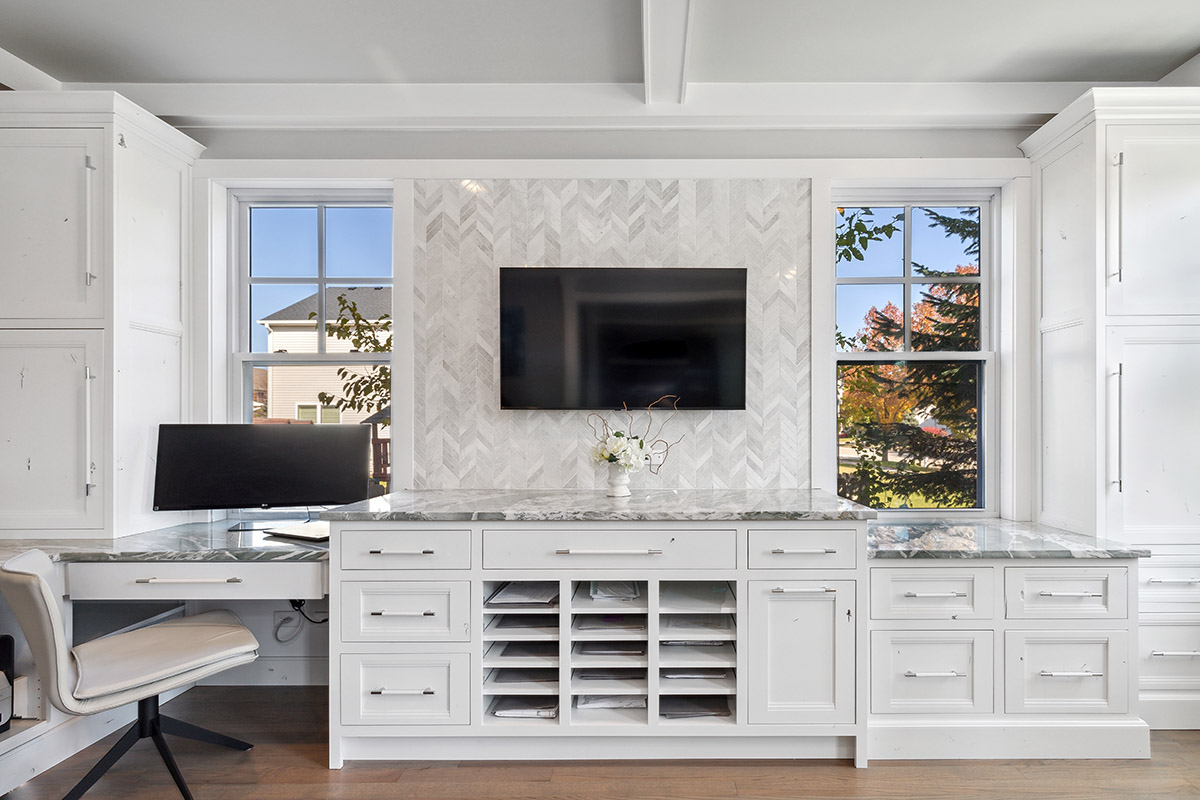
[
  {"x1": 904, "y1": 591, "x2": 967, "y2": 598},
  {"x1": 83, "y1": 154, "x2": 98, "y2": 286},
  {"x1": 1112, "y1": 362, "x2": 1123, "y2": 492},
  {"x1": 904, "y1": 671, "x2": 966, "y2": 678},
  {"x1": 1148, "y1": 578, "x2": 1200, "y2": 584},
  {"x1": 1151, "y1": 651, "x2": 1200, "y2": 658},
  {"x1": 1038, "y1": 591, "x2": 1103, "y2": 598},
  {"x1": 135, "y1": 577, "x2": 243, "y2": 584},
  {"x1": 369, "y1": 549, "x2": 435, "y2": 555},
  {"x1": 771, "y1": 587, "x2": 835, "y2": 594},
  {"x1": 370, "y1": 610, "x2": 435, "y2": 617},
  {"x1": 555, "y1": 549, "x2": 663, "y2": 555},
  {"x1": 1039, "y1": 670, "x2": 1103, "y2": 678},
  {"x1": 771, "y1": 548, "x2": 836, "y2": 555},
  {"x1": 83, "y1": 366, "x2": 97, "y2": 497},
  {"x1": 370, "y1": 687, "x2": 434, "y2": 696}
]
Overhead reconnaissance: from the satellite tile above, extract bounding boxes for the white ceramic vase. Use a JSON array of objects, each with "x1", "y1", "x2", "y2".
[{"x1": 606, "y1": 462, "x2": 631, "y2": 497}]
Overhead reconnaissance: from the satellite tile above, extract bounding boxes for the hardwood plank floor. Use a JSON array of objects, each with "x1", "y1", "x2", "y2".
[{"x1": 7, "y1": 687, "x2": 1200, "y2": 800}]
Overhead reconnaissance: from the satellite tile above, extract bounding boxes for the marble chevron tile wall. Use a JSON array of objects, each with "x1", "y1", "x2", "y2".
[{"x1": 413, "y1": 178, "x2": 812, "y2": 490}]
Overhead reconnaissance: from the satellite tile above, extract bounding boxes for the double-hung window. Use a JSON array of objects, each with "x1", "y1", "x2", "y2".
[
  {"x1": 235, "y1": 194, "x2": 393, "y2": 485},
  {"x1": 834, "y1": 199, "x2": 993, "y2": 511}
]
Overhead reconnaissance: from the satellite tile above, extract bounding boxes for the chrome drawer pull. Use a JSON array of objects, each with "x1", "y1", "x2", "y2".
[
  {"x1": 771, "y1": 548, "x2": 836, "y2": 555},
  {"x1": 370, "y1": 610, "x2": 436, "y2": 617},
  {"x1": 1151, "y1": 651, "x2": 1200, "y2": 657},
  {"x1": 1148, "y1": 578, "x2": 1200, "y2": 584},
  {"x1": 370, "y1": 687, "x2": 435, "y2": 696},
  {"x1": 1039, "y1": 670, "x2": 1103, "y2": 678},
  {"x1": 904, "y1": 591, "x2": 967, "y2": 598},
  {"x1": 555, "y1": 548, "x2": 663, "y2": 555},
  {"x1": 1038, "y1": 591, "x2": 1103, "y2": 598},
  {"x1": 904, "y1": 670, "x2": 966, "y2": 678},
  {"x1": 369, "y1": 549, "x2": 435, "y2": 555},
  {"x1": 771, "y1": 587, "x2": 836, "y2": 594},
  {"x1": 135, "y1": 577, "x2": 243, "y2": 584}
]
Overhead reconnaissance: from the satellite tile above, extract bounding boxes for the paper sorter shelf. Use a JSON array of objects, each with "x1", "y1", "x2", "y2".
[
  {"x1": 569, "y1": 676, "x2": 649, "y2": 696},
  {"x1": 658, "y1": 642, "x2": 737, "y2": 668},
  {"x1": 482, "y1": 669, "x2": 559, "y2": 695},
  {"x1": 570, "y1": 641, "x2": 649, "y2": 668},
  {"x1": 570, "y1": 616, "x2": 649, "y2": 640},
  {"x1": 570, "y1": 582, "x2": 649, "y2": 612},
  {"x1": 482, "y1": 641, "x2": 560, "y2": 668},
  {"x1": 657, "y1": 675, "x2": 737, "y2": 695},
  {"x1": 659, "y1": 614, "x2": 736, "y2": 640},
  {"x1": 569, "y1": 705, "x2": 648, "y2": 726},
  {"x1": 658, "y1": 582, "x2": 737, "y2": 614},
  {"x1": 483, "y1": 615, "x2": 559, "y2": 641}
]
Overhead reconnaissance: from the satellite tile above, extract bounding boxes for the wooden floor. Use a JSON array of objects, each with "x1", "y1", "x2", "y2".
[{"x1": 8, "y1": 687, "x2": 1200, "y2": 800}]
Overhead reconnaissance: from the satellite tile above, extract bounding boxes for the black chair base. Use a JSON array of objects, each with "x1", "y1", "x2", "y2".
[{"x1": 64, "y1": 694, "x2": 252, "y2": 800}]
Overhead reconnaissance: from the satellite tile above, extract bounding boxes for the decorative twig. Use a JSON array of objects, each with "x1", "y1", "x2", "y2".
[{"x1": 587, "y1": 395, "x2": 684, "y2": 476}]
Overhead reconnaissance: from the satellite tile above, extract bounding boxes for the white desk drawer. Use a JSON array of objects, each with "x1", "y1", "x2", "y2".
[
  {"x1": 870, "y1": 568, "x2": 994, "y2": 620},
  {"x1": 341, "y1": 653, "x2": 470, "y2": 725},
  {"x1": 1004, "y1": 630, "x2": 1128, "y2": 714},
  {"x1": 1140, "y1": 561, "x2": 1200, "y2": 613},
  {"x1": 871, "y1": 630, "x2": 993, "y2": 714},
  {"x1": 341, "y1": 581, "x2": 470, "y2": 642},
  {"x1": 341, "y1": 529, "x2": 471, "y2": 570},
  {"x1": 1140, "y1": 622, "x2": 1200, "y2": 689},
  {"x1": 66, "y1": 561, "x2": 325, "y2": 600},
  {"x1": 483, "y1": 529, "x2": 735, "y2": 570},
  {"x1": 1005, "y1": 567, "x2": 1127, "y2": 619},
  {"x1": 748, "y1": 528, "x2": 858, "y2": 569}
]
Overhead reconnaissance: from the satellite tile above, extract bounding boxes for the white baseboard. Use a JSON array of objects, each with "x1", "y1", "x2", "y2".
[
  {"x1": 869, "y1": 718, "x2": 1151, "y2": 760},
  {"x1": 1140, "y1": 693, "x2": 1200, "y2": 730},
  {"x1": 197, "y1": 656, "x2": 328, "y2": 686}
]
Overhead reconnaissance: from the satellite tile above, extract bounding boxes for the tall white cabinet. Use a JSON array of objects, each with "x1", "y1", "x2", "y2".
[
  {"x1": 0, "y1": 93, "x2": 204, "y2": 538},
  {"x1": 1021, "y1": 87, "x2": 1200, "y2": 727}
]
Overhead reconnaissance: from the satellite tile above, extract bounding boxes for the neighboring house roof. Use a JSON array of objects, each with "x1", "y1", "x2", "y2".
[{"x1": 261, "y1": 286, "x2": 392, "y2": 323}]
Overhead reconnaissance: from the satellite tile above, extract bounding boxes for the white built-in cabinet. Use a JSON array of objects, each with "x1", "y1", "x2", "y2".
[
  {"x1": 0, "y1": 93, "x2": 203, "y2": 538},
  {"x1": 1021, "y1": 87, "x2": 1200, "y2": 728}
]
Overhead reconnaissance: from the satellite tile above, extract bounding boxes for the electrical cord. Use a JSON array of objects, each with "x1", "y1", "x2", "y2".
[
  {"x1": 290, "y1": 599, "x2": 329, "y2": 624},
  {"x1": 273, "y1": 613, "x2": 303, "y2": 644}
]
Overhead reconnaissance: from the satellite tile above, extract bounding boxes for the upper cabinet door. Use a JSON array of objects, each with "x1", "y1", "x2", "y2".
[
  {"x1": 1106, "y1": 125, "x2": 1200, "y2": 316},
  {"x1": 0, "y1": 129, "x2": 105, "y2": 321}
]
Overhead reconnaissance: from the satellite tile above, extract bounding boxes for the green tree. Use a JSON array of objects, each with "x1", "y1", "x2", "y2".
[{"x1": 311, "y1": 292, "x2": 392, "y2": 425}]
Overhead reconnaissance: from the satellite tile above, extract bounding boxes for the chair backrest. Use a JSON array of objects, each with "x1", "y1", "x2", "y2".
[{"x1": 0, "y1": 550, "x2": 79, "y2": 715}]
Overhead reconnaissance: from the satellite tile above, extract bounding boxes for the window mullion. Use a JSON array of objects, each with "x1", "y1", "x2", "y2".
[
  {"x1": 317, "y1": 204, "x2": 327, "y2": 354},
  {"x1": 903, "y1": 205, "x2": 913, "y2": 352}
]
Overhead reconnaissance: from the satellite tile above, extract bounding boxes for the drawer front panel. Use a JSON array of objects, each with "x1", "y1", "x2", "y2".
[
  {"x1": 748, "y1": 528, "x2": 858, "y2": 569},
  {"x1": 1140, "y1": 562, "x2": 1200, "y2": 613},
  {"x1": 341, "y1": 581, "x2": 470, "y2": 642},
  {"x1": 341, "y1": 529, "x2": 471, "y2": 570},
  {"x1": 871, "y1": 630, "x2": 993, "y2": 714},
  {"x1": 483, "y1": 528, "x2": 736, "y2": 570},
  {"x1": 341, "y1": 653, "x2": 469, "y2": 725},
  {"x1": 1004, "y1": 630, "x2": 1128, "y2": 714},
  {"x1": 870, "y1": 568, "x2": 994, "y2": 620},
  {"x1": 66, "y1": 561, "x2": 325, "y2": 600},
  {"x1": 1005, "y1": 567, "x2": 1127, "y2": 619},
  {"x1": 1140, "y1": 622, "x2": 1200, "y2": 691}
]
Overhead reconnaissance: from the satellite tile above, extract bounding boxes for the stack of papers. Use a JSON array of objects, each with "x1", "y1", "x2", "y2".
[
  {"x1": 577, "y1": 641, "x2": 647, "y2": 656},
  {"x1": 589, "y1": 581, "x2": 641, "y2": 601},
  {"x1": 575, "y1": 614, "x2": 647, "y2": 631},
  {"x1": 576, "y1": 695, "x2": 646, "y2": 709},
  {"x1": 661, "y1": 668, "x2": 731, "y2": 679},
  {"x1": 575, "y1": 668, "x2": 645, "y2": 681},
  {"x1": 661, "y1": 614, "x2": 733, "y2": 632},
  {"x1": 490, "y1": 696, "x2": 558, "y2": 718},
  {"x1": 659, "y1": 696, "x2": 731, "y2": 719},
  {"x1": 485, "y1": 582, "x2": 560, "y2": 608}
]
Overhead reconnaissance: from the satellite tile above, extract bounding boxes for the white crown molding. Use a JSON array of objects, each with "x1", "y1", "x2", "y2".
[
  {"x1": 57, "y1": 80, "x2": 1150, "y2": 132},
  {"x1": 0, "y1": 44, "x2": 60, "y2": 90},
  {"x1": 643, "y1": 0, "x2": 692, "y2": 105}
]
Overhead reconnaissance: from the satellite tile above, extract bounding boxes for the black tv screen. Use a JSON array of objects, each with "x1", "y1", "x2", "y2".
[
  {"x1": 500, "y1": 267, "x2": 747, "y2": 410},
  {"x1": 152, "y1": 424, "x2": 370, "y2": 511}
]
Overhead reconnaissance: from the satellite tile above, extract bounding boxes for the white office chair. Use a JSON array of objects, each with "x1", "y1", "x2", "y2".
[{"x1": 0, "y1": 550, "x2": 260, "y2": 800}]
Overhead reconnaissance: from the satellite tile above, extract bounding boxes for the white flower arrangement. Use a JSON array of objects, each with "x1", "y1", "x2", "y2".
[
  {"x1": 587, "y1": 395, "x2": 683, "y2": 475},
  {"x1": 591, "y1": 431, "x2": 649, "y2": 473}
]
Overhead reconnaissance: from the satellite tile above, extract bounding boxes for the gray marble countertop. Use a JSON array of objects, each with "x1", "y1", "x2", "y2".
[
  {"x1": 320, "y1": 488, "x2": 877, "y2": 522},
  {"x1": 868, "y1": 519, "x2": 1149, "y2": 559}
]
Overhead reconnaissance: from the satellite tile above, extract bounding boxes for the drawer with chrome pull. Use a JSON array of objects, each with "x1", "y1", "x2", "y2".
[
  {"x1": 1140, "y1": 621, "x2": 1200, "y2": 689},
  {"x1": 870, "y1": 567, "x2": 994, "y2": 620},
  {"x1": 870, "y1": 629, "x2": 993, "y2": 714},
  {"x1": 1140, "y1": 560, "x2": 1200, "y2": 613},
  {"x1": 340, "y1": 653, "x2": 469, "y2": 725},
  {"x1": 341, "y1": 528, "x2": 471, "y2": 570},
  {"x1": 341, "y1": 581, "x2": 470, "y2": 642},
  {"x1": 1004, "y1": 567, "x2": 1127, "y2": 619},
  {"x1": 65, "y1": 561, "x2": 325, "y2": 600},
  {"x1": 1004, "y1": 630, "x2": 1128, "y2": 714},
  {"x1": 483, "y1": 528, "x2": 735, "y2": 570},
  {"x1": 748, "y1": 528, "x2": 857, "y2": 569}
]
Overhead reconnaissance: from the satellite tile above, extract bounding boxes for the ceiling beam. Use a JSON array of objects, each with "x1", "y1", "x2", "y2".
[
  {"x1": 0, "y1": 45, "x2": 60, "y2": 91},
  {"x1": 642, "y1": 0, "x2": 693, "y2": 105}
]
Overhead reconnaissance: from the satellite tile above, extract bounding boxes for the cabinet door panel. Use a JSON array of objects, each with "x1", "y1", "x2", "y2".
[
  {"x1": 748, "y1": 580, "x2": 855, "y2": 724},
  {"x1": 0, "y1": 129, "x2": 104, "y2": 320},
  {"x1": 1107, "y1": 125, "x2": 1200, "y2": 315},
  {"x1": 0, "y1": 330, "x2": 104, "y2": 530}
]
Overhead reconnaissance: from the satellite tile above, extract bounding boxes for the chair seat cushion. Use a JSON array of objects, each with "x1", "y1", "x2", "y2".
[{"x1": 71, "y1": 610, "x2": 259, "y2": 700}]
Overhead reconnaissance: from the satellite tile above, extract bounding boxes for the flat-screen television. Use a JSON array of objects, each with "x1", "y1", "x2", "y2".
[
  {"x1": 152, "y1": 424, "x2": 370, "y2": 511},
  {"x1": 499, "y1": 267, "x2": 747, "y2": 410}
]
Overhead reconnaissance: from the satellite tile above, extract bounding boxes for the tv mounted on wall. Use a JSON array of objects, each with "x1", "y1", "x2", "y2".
[{"x1": 499, "y1": 267, "x2": 747, "y2": 410}]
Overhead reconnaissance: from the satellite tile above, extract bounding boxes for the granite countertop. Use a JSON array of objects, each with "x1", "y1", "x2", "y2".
[
  {"x1": 0, "y1": 523, "x2": 329, "y2": 564},
  {"x1": 867, "y1": 519, "x2": 1149, "y2": 559},
  {"x1": 320, "y1": 488, "x2": 877, "y2": 522}
]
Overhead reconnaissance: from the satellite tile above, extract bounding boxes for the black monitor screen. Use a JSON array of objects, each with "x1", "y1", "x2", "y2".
[{"x1": 152, "y1": 424, "x2": 370, "y2": 511}]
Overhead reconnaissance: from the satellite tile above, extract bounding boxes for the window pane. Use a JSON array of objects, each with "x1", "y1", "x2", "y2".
[
  {"x1": 326, "y1": 286, "x2": 393, "y2": 354},
  {"x1": 249, "y1": 207, "x2": 318, "y2": 277},
  {"x1": 911, "y1": 283, "x2": 980, "y2": 352},
  {"x1": 251, "y1": 284, "x2": 319, "y2": 353},
  {"x1": 836, "y1": 284, "x2": 903, "y2": 352},
  {"x1": 835, "y1": 207, "x2": 904, "y2": 278},
  {"x1": 296, "y1": 404, "x2": 317, "y2": 423},
  {"x1": 320, "y1": 405, "x2": 342, "y2": 424},
  {"x1": 326, "y1": 207, "x2": 393, "y2": 279},
  {"x1": 837, "y1": 360, "x2": 982, "y2": 509},
  {"x1": 912, "y1": 207, "x2": 980, "y2": 277}
]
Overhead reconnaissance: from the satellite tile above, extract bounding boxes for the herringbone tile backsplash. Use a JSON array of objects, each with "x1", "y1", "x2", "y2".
[{"x1": 413, "y1": 178, "x2": 812, "y2": 490}]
